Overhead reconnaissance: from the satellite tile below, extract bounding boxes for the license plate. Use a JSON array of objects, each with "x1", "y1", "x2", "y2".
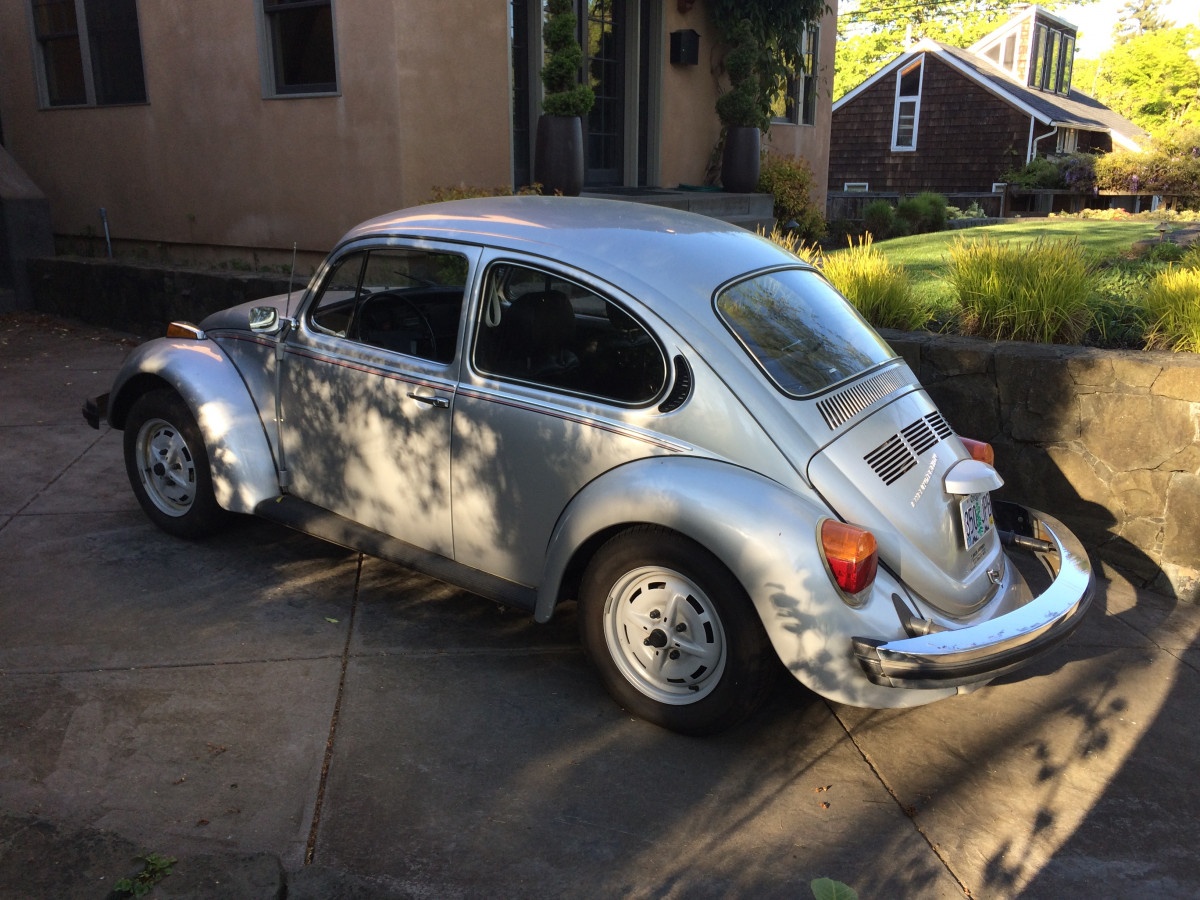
[{"x1": 960, "y1": 491, "x2": 995, "y2": 551}]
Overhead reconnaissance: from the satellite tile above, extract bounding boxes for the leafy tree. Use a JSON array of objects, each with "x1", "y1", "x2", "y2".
[
  {"x1": 1086, "y1": 26, "x2": 1200, "y2": 137},
  {"x1": 1112, "y1": 0, "x2": 1173, "y2": 43},
  {"x1": 834, "y1": 0, "x2": 1096, "y2": 100}
]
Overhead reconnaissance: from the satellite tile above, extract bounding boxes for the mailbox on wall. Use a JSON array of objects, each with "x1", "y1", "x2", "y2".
[{"x1": 670, "y1": 29, "x2": 700, "y2": 66}]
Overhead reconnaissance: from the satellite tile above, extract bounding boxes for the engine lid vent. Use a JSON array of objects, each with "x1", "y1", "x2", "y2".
[
  {"x1": 864, "y1": 411, "x2": 953, "y2": 485},
  {"x1": 817, "y1": 368, "x2": 906, "y2": 430}
]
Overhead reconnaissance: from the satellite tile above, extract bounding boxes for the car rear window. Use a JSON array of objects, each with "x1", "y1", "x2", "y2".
[{"x1": 715, "y1": 268, "x2": 895, "y2": 397}]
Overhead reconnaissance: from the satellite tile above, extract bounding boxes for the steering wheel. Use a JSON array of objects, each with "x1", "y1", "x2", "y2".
[{"x1": 356, "y1": 291, "x2": 438, "y2": 359}]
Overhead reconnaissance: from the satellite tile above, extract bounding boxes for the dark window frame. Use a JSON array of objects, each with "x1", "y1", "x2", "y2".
[
  {"x1": 260, "y1": 0, "x2": 339, "y2": 97},
  {"x1": 30, "y1": 0, "x2": 147, "y2": 108},
  {"x1": 771, "y1": 24, "x2": 819, "y2": 127}
]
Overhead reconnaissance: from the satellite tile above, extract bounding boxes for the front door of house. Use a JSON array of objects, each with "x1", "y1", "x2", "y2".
[
  {"x1": 510, "y1": 0, "x2": 658, "y2": 190},
  {"x1": 582, "y1": 0, "x2": 658, "y2": 187}
]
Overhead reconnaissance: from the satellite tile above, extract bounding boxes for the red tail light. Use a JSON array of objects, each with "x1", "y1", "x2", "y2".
[
  {"x1": 959, "y1": 437, "x2": 995, "y2": 466},
  {"x1": 821, "y1": 520, "x2": 879, "y2": 603}
]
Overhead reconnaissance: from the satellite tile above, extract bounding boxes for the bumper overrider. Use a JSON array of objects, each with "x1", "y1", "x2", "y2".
[
  {"x1": 852, "y1": 502, "x2": 1094, "y2": 690},
  {"x1": 83, "y1": 393, "x2": 109, "y2": 430}
]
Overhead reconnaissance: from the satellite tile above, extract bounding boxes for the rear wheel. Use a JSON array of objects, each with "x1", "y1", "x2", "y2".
[
  {"x1": 579, "y1": 527, "x2": 776, "y2": 735},
  {"x1": 124, "y1": 389, "x2": 225, "y2": 538}
]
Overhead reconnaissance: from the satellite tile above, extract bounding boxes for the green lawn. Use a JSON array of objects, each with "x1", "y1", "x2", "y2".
[{"x1": 835, "y1": 218, "x2": 1173, "y2": 317}]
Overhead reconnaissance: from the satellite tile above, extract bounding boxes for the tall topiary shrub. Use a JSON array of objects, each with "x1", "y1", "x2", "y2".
[{"x1": 540, "y1": 0, "x2": 594, "y2": 118}]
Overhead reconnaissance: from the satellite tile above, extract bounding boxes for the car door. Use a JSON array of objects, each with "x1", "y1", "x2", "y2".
[
  {"x1": 451, "y1": 255, "x2": 675, "y2": 586},
  {"x1": 279, "y1": 241, "x2": 478, "y2": 556}
]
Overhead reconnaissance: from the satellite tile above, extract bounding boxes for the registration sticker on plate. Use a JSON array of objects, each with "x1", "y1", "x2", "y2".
[{"x1": 960, "y1": 491, "x2": 995, "y2": 551}]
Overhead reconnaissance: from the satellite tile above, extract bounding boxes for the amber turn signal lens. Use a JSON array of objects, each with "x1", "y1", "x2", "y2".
[
  {"x1": 820, "y1": 520, "x2": 879, "y2": 599},
  {"x1": 959, "y1": 437, "x2": 995, "y2": 466},
  {"x1": 165, "y1": 321, "x2": 204, "y2": 340}
]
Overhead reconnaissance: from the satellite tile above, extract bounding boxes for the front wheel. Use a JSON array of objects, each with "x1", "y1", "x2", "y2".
[
  {"x1": 579, "y1": 527, "x2": 777, "y2": 735},
  {"x1": 123, "y1": 389, "x2": 226, "y2": 539}
]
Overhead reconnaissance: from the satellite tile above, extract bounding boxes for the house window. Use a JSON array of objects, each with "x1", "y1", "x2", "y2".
[
  {"x1": 771, "y1": 25, "x2": 819, "y2": 126},
  {"x1": 892, "y1": 58, "x2": 922, "y2": 151},
  {"x1": 30, "y1": 0, "x2": 147, "y2": 107},
  {"x1": 260, "y1": 0, "x2": 338, "y2": 96},
  {"x1": 1057, "y1": 35, "x2": 1074, "y2": 96},
  {"x1": 1057, "y1": 128, "x2": 1079, "y2": 154},
  {"x1": 1030, "y1": 22, "x2": 1075, "y2": 95}
]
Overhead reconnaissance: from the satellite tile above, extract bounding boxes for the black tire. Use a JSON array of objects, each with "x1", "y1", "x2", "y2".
[
  {"x1": 123, "y1": 389, "x2": 226, "y2": 539},
  {"x1": 578, "y1": 526, "x2": 777, "y2": 735}
]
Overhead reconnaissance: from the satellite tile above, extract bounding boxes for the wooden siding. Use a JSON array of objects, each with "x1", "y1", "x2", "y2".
[{"x1": 830, "y1": 54, "x2": 1033, "y2": 195}]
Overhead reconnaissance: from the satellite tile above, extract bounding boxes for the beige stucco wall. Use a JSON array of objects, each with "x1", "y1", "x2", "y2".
[
  {"x1": 659, "y1": 4, "x2": 722, "y2": 188},
  {"x1": 764, "y1": 2, "x2": 837, "y2": 208},
  {"x1": 0, "y1": 1, "x2": 834, "y2": 257},
  {"x1": 0, "y1": 1, "x2": 512, "y2": 256},
  {"x1": 659, "y1": 1, "x2": 837, "y2": 206}
]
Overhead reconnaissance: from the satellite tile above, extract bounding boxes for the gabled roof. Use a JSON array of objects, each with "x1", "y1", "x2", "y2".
[{"x1": 833, "y1": 37, "x2": 1147, "y2": 153}]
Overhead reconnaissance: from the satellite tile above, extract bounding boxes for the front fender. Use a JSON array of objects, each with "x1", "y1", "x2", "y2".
[
  {"x1": 537, "y1": 456, "x2": 958, "y2": 708},
  {"x1": 109, "y1": 337, "x2": 281, "y2": 514}
]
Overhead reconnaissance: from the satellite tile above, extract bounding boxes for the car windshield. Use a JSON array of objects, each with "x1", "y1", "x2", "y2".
[{"x1": 715, "y1": 268, "x2": 895, "y2": 397}]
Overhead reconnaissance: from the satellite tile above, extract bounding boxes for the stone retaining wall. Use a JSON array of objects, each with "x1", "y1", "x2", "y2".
[
  {"x1": 886, "y1": 331, "x2": 1200, "y2": 600},
  {"x1": 27, "y1": 257, "x2": 1200, "y2": 600}
]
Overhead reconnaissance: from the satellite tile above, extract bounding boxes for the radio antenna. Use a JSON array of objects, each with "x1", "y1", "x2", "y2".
[{"x1": 285, "y1": 242, "x2": 298, "y2": 319}]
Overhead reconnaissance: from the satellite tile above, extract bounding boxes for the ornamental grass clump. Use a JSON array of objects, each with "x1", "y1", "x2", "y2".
[
  {"x1": 821, "y1": 234, "x2": 927, "y2": 331},
  {"x1": 762, "y1": 224, "x2": 821, "y2": 264},
  {"x1": 1142, "y1": 265, "x2": 1200, "y2": 352},
  {"x1": 945, "y1": 236, "x2": 1096, "y2": 344}
]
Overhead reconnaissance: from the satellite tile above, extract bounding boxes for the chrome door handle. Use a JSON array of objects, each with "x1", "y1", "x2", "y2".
[{"x1": 408, "y1": 392, "x2": 449, "y2": 409}]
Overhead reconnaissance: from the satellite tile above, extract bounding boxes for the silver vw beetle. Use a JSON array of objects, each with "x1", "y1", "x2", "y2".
[{"x1": 84, "y1": 197, "x2": 1093, "y2": 734}]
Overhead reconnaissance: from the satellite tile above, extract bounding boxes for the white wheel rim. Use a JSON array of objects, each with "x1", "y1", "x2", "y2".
[
  {"x1": 134, "y1": 416, "x2": 197, "y2": 517},
  {"x1": 603, "y1": 565, "x2": 727, "y2": 705}
]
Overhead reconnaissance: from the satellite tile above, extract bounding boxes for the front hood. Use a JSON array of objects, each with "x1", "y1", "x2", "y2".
[{"x1": 806, "y1": 388, "x2": 1006, "y2": 617}]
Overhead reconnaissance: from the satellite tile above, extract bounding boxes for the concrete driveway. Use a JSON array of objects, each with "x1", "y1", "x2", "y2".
[{"x1": 1, "y1": 312, "x2": 1197, "y2": 899}]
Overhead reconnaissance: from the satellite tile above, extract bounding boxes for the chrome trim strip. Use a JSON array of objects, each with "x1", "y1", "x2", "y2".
[
  {"x1": 457, "y1": 386, "x2": 692, "y2": 454},
  {"x1": 852, "y1": 504, "x2": 1094, "y2": 689}
]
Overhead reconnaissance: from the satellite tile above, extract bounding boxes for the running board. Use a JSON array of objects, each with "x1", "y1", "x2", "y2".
[{"x1": 254, "y1": 495, "x2": 537, "y2": 612}]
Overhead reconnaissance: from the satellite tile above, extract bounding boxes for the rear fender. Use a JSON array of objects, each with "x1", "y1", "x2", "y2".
[
  {"x1": 108, "y1": 337, "x2": 281, "y2": 514},
  {"x1": 537, "y1": 456, "x2": 955, "y2": 708}
]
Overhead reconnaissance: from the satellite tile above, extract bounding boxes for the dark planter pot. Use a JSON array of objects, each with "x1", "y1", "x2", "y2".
[
  {"x1": 534, "y1": 115, "x2": 584, "y2": 197},
  {"x1": 721, "y1": 126, "x2": 761, "y2": 194}
]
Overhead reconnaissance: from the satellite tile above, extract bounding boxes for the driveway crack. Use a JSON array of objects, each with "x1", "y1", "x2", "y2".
[
  {"x1": 827, "y1": 700, "x2": 973, "y2": 898},
  {"x1": 304, "y1": 552, "x2": 362, "y2": 865}
]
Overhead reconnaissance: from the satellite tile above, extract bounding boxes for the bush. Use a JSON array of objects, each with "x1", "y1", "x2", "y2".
[
  {"x1": 1095, "y1": 148, "x2": 1200, "y2": 199},
  {"x1": 1001, "y1": 156, "x2": 1062, "y2": 189},
  {"x1": 426, "y1": 184, "x2": 541, "y2": 202},
  {"x1": 896, "y1": 192, "x2": 947, "y2": 234},
  {"x1": 757, "y1": 154, "x2": 825, "y2": 240},
  {"x1": 1143, "y1": 265, "x2": 1200, "y2": 352},
  {"x1": 1001, "y1": 153, "x2": 1098, "y2": 192},
  {"x1": 862, "y1": 200, "x2": 895, "y2": 240},
  {"x1": 821, "y1": 234, "x2": 927, "y2": 331},
  {"x1": 945, "y1": 236, "x2": 1097, "y2": 343}
]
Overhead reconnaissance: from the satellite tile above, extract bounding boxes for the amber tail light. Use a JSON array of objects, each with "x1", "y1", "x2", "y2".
[
  {"x1": 820, "y1": 520, "x2": 879, "y2": 604},
  {"x1": 959, "y1": 437, "x2": 995, "y2": 466}
]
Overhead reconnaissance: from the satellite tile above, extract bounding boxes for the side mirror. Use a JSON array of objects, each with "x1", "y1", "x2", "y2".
[{"x1": 249, "y1": 306, "x2": 279, "y2": 333}]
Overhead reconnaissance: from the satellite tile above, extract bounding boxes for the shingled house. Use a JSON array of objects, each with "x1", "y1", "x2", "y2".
[{"x1": 828, "y1": 5, "x2": 1145, "y2": 212}]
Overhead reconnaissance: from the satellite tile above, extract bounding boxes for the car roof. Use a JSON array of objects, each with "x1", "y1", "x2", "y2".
[{"x1": 340, "y1": 196, "x2": 801, "y2": 314}]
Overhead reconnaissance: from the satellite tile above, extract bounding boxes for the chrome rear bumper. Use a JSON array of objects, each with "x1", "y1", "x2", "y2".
[{"x1": 852, "y1": 502, "x2": 1094, "y2": 689}]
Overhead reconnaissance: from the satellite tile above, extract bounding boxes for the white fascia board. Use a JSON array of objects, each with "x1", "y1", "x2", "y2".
[{"x1": 832, "y1": 42, "x2": 934, "y2": 112}]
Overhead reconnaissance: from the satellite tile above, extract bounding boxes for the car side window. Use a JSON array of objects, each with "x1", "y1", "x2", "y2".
[
  {"x1": 310, "y1": 247, "x2": 467, "y2": 364},
  {"x1": 473, "y1": 263, "x2": 666, "y2": 405}
]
